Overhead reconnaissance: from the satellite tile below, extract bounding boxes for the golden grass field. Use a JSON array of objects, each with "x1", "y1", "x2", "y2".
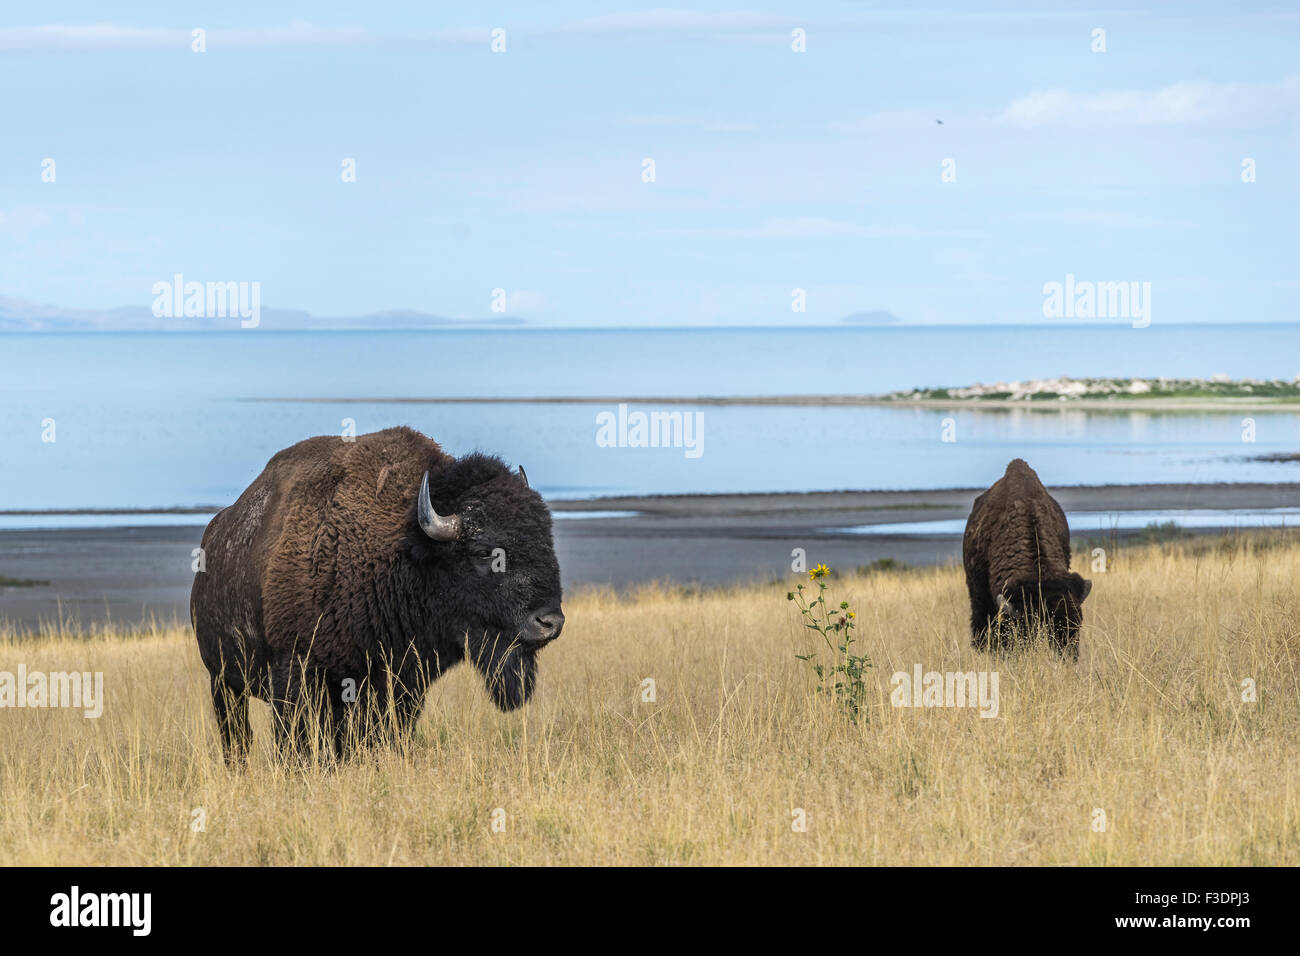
[{"x1": 2, "y1": 533, "x2": 1297, "y2": 866}]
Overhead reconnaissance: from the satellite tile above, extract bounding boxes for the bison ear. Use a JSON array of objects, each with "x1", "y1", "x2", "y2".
[
  {"x1": 517, "y1": 465, "x2": 529, "y2": 489},
  {"x1": 1070, "y1": 573, "x2": 1092, "y2": 602}
]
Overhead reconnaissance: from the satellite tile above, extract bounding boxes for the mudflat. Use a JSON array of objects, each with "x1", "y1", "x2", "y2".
[{"x1": 1, "y1": 481, "x2": 1297, "y2": 631}]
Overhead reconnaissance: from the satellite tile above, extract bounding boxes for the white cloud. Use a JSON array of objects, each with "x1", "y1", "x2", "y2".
[
  {"x1": 211, "y1": 23, "x2": 381, "y2": 48},
  {"x1": 0, "y1": 12, "x2": 788, "y2": 53},
  {"x1": 552, "y1": 10, "x2": 786, "y2": 37},
  {"x1": 551, "y1": 7, "x2": 1158, "y2": 37},
  {"x1": 618, "y1": 114, "x2": 758, "y2": 132},
  {"x1": 0, "y1": 10, "x2": 1198, "y2": 54},
  {"x1": 1005, "y1": 208, "x2": 1178, "y2": 229},
  {"x1": 996, "y1": 76, "x2": 1300, "y2": 128},
  {"x1": 0, "y1": 24, "x2": 185, "y2": 51},
  {"x1": 618, "y1": 113, "x2": 692, "y2": 127},
  {"x1": 829, "y1": 111, "x2": 937, "y2": 132},
  {"x1": 505, "y1": 290, "x2": 547, "y2": 313},
  {"x1": 832, "y1": 77, "x2": 1300, "y2": 134},
  {"x1": 649, "y1": 217, "x2": 985, "y2": 240},
  {"x1": 0, "y1": 20, "x2": 477, "y2": 52},
  {"x1": 0, "y1": 206, "x2": 54, "y2": 229}
]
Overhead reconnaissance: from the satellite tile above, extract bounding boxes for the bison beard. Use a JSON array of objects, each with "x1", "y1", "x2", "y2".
[
  {"x1": 962, "y1": 458, "x2": 1091, "y2": 659},
  {"x1": 191, "y1": 426, "x2": 564, "y2": 764},
  {"x1": 468, "y1": 632, "x2": 537, "y2": 712}
]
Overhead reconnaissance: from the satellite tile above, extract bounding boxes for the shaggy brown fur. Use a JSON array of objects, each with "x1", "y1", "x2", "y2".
[
  {"x1": 962, "y1": 459, "x2": 1091, "y2": 659},
  {"x1": 191, "y1": 426, "x2": 563, "y2": 763}
]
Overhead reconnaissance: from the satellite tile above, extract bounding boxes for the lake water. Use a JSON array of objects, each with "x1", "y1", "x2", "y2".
[
  {"x1": 1, "y1": 324, "x2": 1297, "y2": 518},
  {"x1": 838, "y1": 508, "x2": 1300, "y2": 536}
]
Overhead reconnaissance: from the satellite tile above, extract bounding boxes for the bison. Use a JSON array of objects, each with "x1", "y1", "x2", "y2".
[
  {"x1": 191, "y1": 426, "x2": 564, "y2": 762},
  {"x1": 962, "y1": 458, "x2": 1091, "y2": 659}
]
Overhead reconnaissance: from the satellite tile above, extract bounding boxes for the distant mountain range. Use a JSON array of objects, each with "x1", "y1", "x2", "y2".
[{"x1": 0, "y1": 297, "x2": 525, "y2": 332}]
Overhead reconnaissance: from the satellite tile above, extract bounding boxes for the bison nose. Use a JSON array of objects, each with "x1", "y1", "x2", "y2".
[{"x1": 528, "y1": 608, "x2": 565, "y2": 644}]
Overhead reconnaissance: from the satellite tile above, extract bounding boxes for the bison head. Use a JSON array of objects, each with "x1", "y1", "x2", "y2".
[
  {"x1": 996, "y1": 572, "x2": 1091, "y2": 658},
  {"x1": 411, "y1": 453, "x2": 564, "y2": 711}
]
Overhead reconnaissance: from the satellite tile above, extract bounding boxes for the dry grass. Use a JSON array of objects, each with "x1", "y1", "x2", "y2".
[{"x1": 2, "y1": 533, "x2": 1297, "y2": 865}]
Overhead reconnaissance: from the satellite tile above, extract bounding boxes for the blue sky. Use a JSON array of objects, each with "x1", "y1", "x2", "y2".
[{"x1": 1, "y1": 1, "x2": 1297, "y2": 326}]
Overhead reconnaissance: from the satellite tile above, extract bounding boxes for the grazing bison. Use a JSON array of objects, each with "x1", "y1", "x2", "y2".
[
  {"x1": 191, "y1": 426, "x2": 564, "y2": 762},
  {"x1": 962, "y1": 459, "x2": 1091, "y2": 659}
]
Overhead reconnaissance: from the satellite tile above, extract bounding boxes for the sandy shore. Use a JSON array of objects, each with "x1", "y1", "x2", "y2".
[{"x1": 2, "y1": 481, "x2": 1297, "y2": 630}]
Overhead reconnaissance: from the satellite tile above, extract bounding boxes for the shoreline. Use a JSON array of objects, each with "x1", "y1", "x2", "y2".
[
  {"x1": 549, "y1": 480, "x2": 1300, "y2": 514},
  {"x1": 243, "y1": 395, "x2": 1300, "y2": 412},
  {"x1": 5, "y1": 479, "x2": 1300, "y2": 522},
  {"x1": 2, "y1": 481, "x2": 1296, "y2": 631}
]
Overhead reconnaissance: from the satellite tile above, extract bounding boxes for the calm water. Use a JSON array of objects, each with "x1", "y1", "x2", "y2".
[
  {"x1": 0, "y1": 325, "x2": 1297, "y2": 516},
  {"x1": 840, "y1": 508, "x2": 1300, "y2": 536}
]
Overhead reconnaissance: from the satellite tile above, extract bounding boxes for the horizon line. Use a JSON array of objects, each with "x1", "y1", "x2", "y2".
[{"x1": 3, "y1": 319, "x2": 1298, "y2": 334}]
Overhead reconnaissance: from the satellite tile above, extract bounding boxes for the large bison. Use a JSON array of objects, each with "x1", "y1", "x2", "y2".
[
  {"x1": 191, "y1": 426, "x2": 564, "y2": 762},
  {"x1": 962, "y1": 458, "x2": 1091, "y2": 659}
]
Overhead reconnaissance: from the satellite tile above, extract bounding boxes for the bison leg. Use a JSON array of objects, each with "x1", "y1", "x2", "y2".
[
  {"x1": 374, "y1": 682, "x2": 427, "y2": 749},
  {"x1": 271, "y1": 695, "x2": 332, "y2": 764},
  {"x1": 966, "y1": 575, "x2": 998, "y2": 651},
  {"x1": 211, "y1": 675, "x2": 251, "y2": 767},
  {"x1": 269, "y1": 662, "x2": 331, "y2": 763},
  {"x1": 328, "y1": 693, "x2": 356, "y2": 760},
  {"x1": 340, "y1": 677, "x2": 420, "y2": 754}
]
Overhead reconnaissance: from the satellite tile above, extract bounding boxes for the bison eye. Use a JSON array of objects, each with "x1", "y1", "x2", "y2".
[{"x1": 471, "y1": 547, "x2": 494, "y2": 560}]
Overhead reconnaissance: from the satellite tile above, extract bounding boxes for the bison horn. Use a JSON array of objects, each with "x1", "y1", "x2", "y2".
[
  {"x1": 417, "y1": 472, "x2": 460, "y2": 541},
  {"x1": 518, "y1": 465, "x2": 529, "y2": 488}
]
